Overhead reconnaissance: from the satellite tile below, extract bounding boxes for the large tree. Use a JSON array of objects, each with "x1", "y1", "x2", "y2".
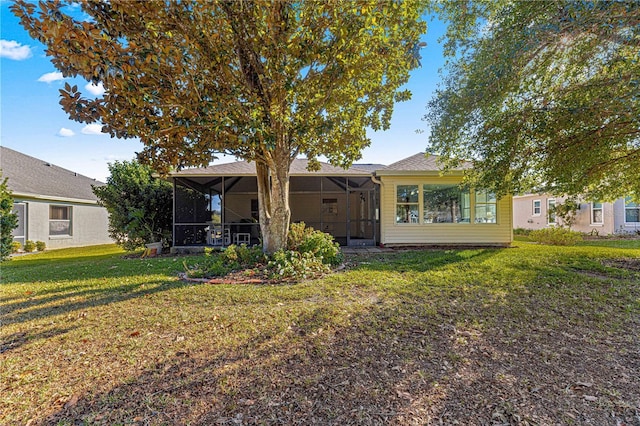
[
  {"x1": 13, "y1": 0, "x2": 427, "y2": 253},
  {"x1": 426, "y1": 1, "x2": 640, "y2": 201}
]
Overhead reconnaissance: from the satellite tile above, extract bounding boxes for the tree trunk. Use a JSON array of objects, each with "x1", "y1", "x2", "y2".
[{"x1": 256, "y1": 158, "x2": 291, "y2": 254}]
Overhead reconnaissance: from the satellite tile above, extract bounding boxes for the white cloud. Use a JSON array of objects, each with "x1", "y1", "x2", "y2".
[
  {"x1": 84, "y1": 82, "x2": 105, "y2": 96},
  {"x1": 57, "y1": 128, "x2": 75, "y2": 137},
  {"x1": 81, "y1": 123, "x2": 105, "y2": 135},
  {"x1": 0, "y1": 40, "x2": 32, "y2": 60},
  {"x1": 37, "y1": 71, "x2": 65, "y2": 83}
]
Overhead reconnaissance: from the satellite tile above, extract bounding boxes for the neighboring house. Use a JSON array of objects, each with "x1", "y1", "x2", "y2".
[
  {"x1": 0, "y1": 147, "x2": 113, "y2": 249},
  {"x1": 167, "y1": 153, "x2": 513, "y2": 248},
  {"x1": 513, "y1": 194, "x2": 639, "y2": 235}
]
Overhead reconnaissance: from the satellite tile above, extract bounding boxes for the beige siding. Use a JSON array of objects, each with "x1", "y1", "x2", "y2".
[{"x1": 379, "y1": 176, "x2": 512, "y2": 246}]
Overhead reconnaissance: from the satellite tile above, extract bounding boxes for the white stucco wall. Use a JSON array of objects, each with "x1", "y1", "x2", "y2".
[{"x1": 13, "y1": 197, "x2": 113, "y2": 249}]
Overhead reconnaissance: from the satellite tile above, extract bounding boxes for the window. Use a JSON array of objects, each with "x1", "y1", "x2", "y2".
[
  {"x1": 423, "y1": 184, "x2": 470, "y2": 223},
  {"x1": 533, "y1": 200, "x2": 541, "y2": 216},
  {"x1": 547, "y1": 199, "x2": 556, "y2": 224},
  {"x1": 396, "y1": 185, "x2": 419, "y2": 223},
  {"x1": 49, "y1": 205, "x2": 72, "y2": 236},
  {"x1": 625, "y1": 197, "x2": 640, "y2": 223},
  {"x1": 475, "y1": 190, "x2": 497, "y2": 223},
  {"x1": 591, "y1": 202, "x2": 603, "y2": 224}
]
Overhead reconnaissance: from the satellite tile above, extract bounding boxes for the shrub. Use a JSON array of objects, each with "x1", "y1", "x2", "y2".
[
  {"x1": 0, "y1": 173, "x2": 18, "y2": 261},
  {"x1": 185, "y1": 245, "x2": 266, "y2": 278},
  {"x1": 23, "y1": 240, "x2": 36, "y2": 252},
  {"x1": 287, "y1": 222, "x2": 343, "y2": 266},
  {"x1": 530, "y1": 227, "x2": 583, "y2": 246},
  {"x1": 513, "y1": 228, "x2": 531, "y2": 236},
  {"x1": 267, "y1": 249, "x2": 331, "y2": 280},
  {"x1": 35, "y1": 241, "x2": 46, "y2": 251},
  {"x1": 10, "y1": 241, "x2": 21, "y2": 253}
]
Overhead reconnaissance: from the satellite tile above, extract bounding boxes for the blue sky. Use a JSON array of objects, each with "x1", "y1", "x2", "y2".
[{"x1": 1, "y1": 3, "x2": 446, "y2": 182}]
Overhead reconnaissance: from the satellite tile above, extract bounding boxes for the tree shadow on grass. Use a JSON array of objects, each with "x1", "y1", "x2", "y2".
[{"x1": 0, "y1": 279, "x2": 183, "y2": 328}]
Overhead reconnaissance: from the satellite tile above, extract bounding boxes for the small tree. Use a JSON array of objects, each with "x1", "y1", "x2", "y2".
[
  {"x1": 93, "y1": 160, "x2": 173, "y2": 251},
  {"x1": 551, "y1": 199, "x2": 580, "y2": 230},
  {"x1": 0, "y1": 173, "x2": 19, "y2": 261}
]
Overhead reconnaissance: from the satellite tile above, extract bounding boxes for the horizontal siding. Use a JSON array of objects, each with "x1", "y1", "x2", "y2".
[{"x1": 380, "y1": 176, "x2": 513, "y2": 245}]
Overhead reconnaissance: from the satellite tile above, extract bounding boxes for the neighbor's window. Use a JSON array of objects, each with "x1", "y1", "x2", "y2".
[
  {"x1": 423, "y1": 184, "x2": 470, "y2": 223},
  {"x1": 396, "y1": 185, "x2": 419, "y2": 223},
  {"x1": 533, "y1": 200, "x2": 541, "y2": 216},
  {"x1": 547, "y1": 199, "x2": 556, "y2": 224},
  {"x1": 49, "y1": 205, "x2": 72, "y2": 236},
  {"x1": 475, "y1": 190, "x2": 497, "y2": 223},
  {"x1": 625, "y1": 196, "x2": 640, "y2": 223},
  {"x1": 591, "y1": 202, "x2": 603, "y2": 224}
]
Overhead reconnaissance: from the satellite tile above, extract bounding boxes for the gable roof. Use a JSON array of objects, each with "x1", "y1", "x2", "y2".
[
  {"x1": 375, "y1": 153, "x2": 471, "y2": 176},
  {"x1": 170, "y1": 158, "x2": 375, "y2": 178},
  {"x1": 0, "y1": 147, "x2": 103, "y2": 203}
]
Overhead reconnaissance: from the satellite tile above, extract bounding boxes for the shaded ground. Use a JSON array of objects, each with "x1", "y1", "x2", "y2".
[{"x1": 1, "y1": 244, "x2": 639, "y2": 425}]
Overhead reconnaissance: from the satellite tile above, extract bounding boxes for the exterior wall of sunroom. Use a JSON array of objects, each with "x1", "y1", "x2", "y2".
[{"x1": 377, "y1": 173, "x2": 513, "y2": 246}]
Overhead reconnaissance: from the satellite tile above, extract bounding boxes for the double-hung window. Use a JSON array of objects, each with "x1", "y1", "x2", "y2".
[
  {"x1": 50, "y1": 205, "x2": 72, "y2": 236},
  {"x1": 591, "y1": 202, "x2": 603, "y2": 224},
  {"x1": 533, "y1": 200, "x2": 541, "y2": 216},
  {"x1": 625, "y1": 197, "x2": 640, "y2": 223},
  {"x1": 396, "y1": 185, "x2": 419, "y2": 223},
  {"x1": 475, "y1": 190, "x2": 497, "y2": 223}
]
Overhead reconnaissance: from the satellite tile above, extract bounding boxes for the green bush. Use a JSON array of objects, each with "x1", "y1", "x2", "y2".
[
  {"x1": 267, "y1": 249, "x2": 331, "y2": 280},
  {"x1": 185, "y1": 245, "x2": 266, "y2": 278},
  {"x1": 530, "y1": 227, "x2": 583, "y2": 246},
  {"x1": 513, "y1": 228, "x2": 531, "y2": 236},
  {"x1": 35, "y1": 241, "x2": 46, "y2": 251},
  {"x1": 23, "y1": 240, "x2": 36, "y2": 252},
  {"x1": 10, "y1": 241, "x2": 21, "y2": 253},
  {"x1": 287, "y1": 222, "x2": 343, "y2": 266}
]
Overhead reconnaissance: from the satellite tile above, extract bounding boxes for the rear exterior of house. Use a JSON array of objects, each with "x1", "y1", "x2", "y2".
[
  {"x1": 513, "y1": 194, "x2": 639, "y2": 235},
  {"x1": 168, "y1": 153, "x2": 513, "y2": 249},
  {"x1": 375, "y1": 154, "x2": 513, "y2": 246},
  {"x1": 1, "y1": 147, "x2": 113, "y2": 249}
]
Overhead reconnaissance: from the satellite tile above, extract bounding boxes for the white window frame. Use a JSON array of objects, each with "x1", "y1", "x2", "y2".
[
  {"x1": 590, "y1": 202, "x2": 604, "y2": 225},
  {"x1": 532, "y1": 199, "x2": 541, "y2": 216},
  {"x1": 624, "y1": 196, "x2": 640, "y2": 224},
  {"x1": 395, "y1": 185, "x2": 420, "y2": 224},
  {"x1": 474, "y1": 190, "x2": 498, "y2": 224},
  {"x1": 49, "y1": 205, "x2": 73, "y2": 237},
  {"x1": 547, "y1": 199, "x2": 556, "y2": 225}
]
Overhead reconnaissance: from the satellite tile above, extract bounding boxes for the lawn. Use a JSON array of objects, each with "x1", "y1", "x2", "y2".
[{"x1": 1, "y1": 241, "x2": 639, "y2": 425}]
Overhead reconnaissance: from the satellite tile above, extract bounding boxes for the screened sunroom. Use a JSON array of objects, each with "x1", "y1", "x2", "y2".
[{"x1": 168, "y1": 159, "x2": 380, "y2": 249}]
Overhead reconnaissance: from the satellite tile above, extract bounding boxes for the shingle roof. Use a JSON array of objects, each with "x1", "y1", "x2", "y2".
[
  {"x1": 171, "y1": 158, "x2": 375, "y2": 177},
  {"x1": 378, "y1": 153, "x2": 471, "y2": 174},
  {"x1": 0, "y1": 147, "x2": 103, "y2": 202}
]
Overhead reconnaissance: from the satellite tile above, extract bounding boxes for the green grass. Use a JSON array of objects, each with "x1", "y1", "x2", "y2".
[{"x1": 1, "y1": 242, "x2": 639, "y2": 425}]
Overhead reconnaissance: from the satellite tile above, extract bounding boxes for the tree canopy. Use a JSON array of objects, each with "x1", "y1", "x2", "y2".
[
  {"x1": 13, "y1": 0, "x2": 427, "y2": 252},
  {"x1": 93, "y1": 160, "x2": 173, "y2": 251},
  {"x1": 426, "y1": 0, "x2": 640, "y2": 201}
]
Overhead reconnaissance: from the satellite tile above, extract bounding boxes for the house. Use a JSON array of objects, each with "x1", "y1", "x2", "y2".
[
  {"x1": 513, "y1": 194, "x2": 640, "y2": 235},
  {"x1": 0, "y1": 147, "x2": 113, "y2": 249},
  {"x1": 167, "y1": 153, "x2": 513, "y2": 249}
]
